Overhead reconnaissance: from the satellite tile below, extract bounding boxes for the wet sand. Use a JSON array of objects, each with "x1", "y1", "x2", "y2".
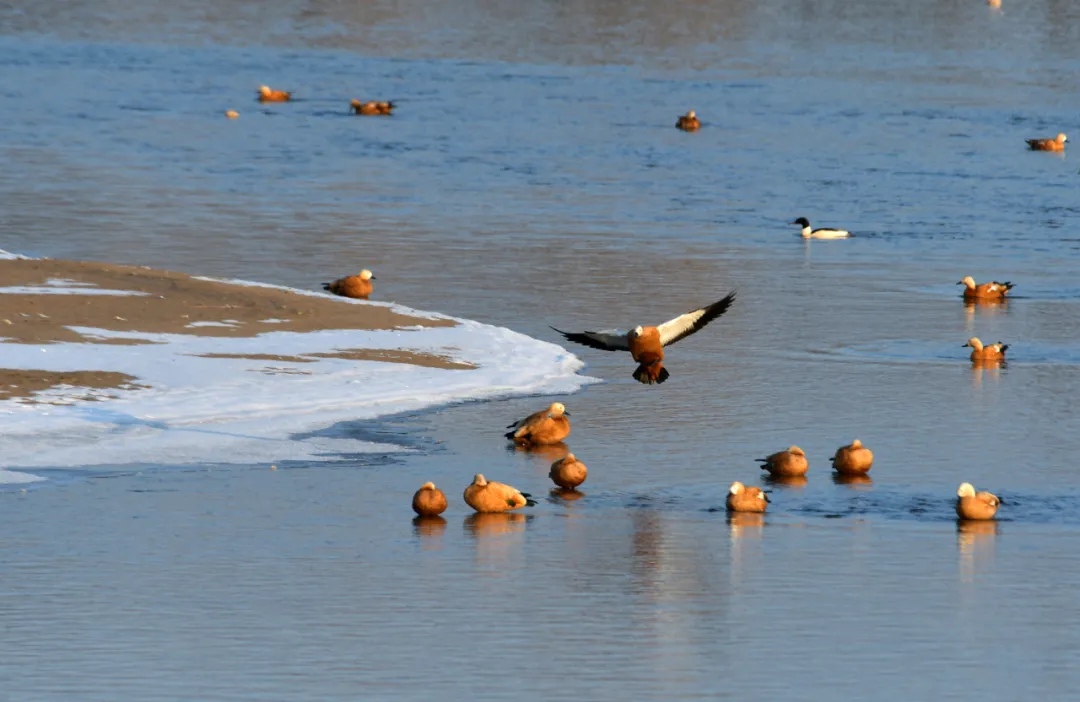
[{"x1": 0, "y1": 258, "x2": 464, "y2": 400}]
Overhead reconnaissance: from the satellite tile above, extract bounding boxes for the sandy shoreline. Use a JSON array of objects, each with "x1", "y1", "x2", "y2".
[{"x1": 0, "y1": 258, "x2": 467, "y2": 401}]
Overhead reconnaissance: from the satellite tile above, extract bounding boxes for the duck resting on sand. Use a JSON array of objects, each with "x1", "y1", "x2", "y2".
[{"x1": 322, "y1": 269, "x2": 374, "y2": 299}]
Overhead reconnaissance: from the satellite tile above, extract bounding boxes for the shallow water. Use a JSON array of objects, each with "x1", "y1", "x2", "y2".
[{"x1": 4, "y1": 0, "x2": 1080, "y2": 699}]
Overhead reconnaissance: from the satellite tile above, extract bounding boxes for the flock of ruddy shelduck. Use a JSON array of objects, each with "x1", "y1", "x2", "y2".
[
  {"x1": 251, "y1": 82, "x2": 1028, "y2": 525},
  {"x1": 402, "y1": 277, "x2": 1009, "y2": 523}
]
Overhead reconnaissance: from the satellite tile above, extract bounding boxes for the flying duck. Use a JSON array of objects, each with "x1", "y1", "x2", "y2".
[{"x1": 552, "y1": 291, "x2": 736, "y2": 385}]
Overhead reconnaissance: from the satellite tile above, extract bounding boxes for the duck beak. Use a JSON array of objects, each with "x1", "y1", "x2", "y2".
[
  {"x1": 563, "y1": 411, "x2": 571, "y2": 417},
  {"x1": 962, "y1": 343, "x2": 971, "y2": 347},
  {"x1": 955, "y1": 281, "x2": 963, "y2": 285}
]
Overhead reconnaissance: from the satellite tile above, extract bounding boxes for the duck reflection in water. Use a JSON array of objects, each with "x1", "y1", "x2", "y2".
[
  {"x1": 550, "y1": 487, "x2": 585, "y2": 502},
  {"x1": 957, "y1": 519, "x2": 998, "y2": 583},
  {"x1": 832, "y1": 472, "x2": 873, "y2": 488},
  {"x1": 463, "y1": 512, "x2": 529, "y2": 537},
  {"x1": 763, "y1": 474, "x2": 808, "y2": 489},
  {"x1": 508, "y1": 440, "x2": 570, "y2": 464},
  {"x1": 412, "y1": 516, "x2": 448, "y2": 540}
]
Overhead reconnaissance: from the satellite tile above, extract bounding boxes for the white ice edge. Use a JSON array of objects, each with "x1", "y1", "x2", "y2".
[{"x1": 0, "y1": 274, "x2": 600, "y2": 478}]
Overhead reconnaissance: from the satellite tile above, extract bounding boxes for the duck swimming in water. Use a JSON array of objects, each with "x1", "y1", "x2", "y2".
[{"x1": 791, "y1": 217, "x2": 851, "y2": 239}]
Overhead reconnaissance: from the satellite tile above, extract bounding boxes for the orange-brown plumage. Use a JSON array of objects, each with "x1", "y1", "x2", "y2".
[
  {"x1": 505, "y1": 402, "x2": 571, "y2": 446},
  {"x1": 1026, "y1": 133, "x2": 1067, "y2": 151},
  {"x1": 549, "y1": 453, "x2": 588, "y2": 490},
  {"x1": 726, "y1": 481, "x2": 769, "y2": 513},
  {"x1": 757, "y1": 446, "x2": 809, "y2": 478},
  {"x1": 350, "y1": 99, "x2": 395, "y2": 116},
  {"x1": 552, "y1": 292, "x2": 736, "y2": 386},
  {"x1": 831, "y1": 439, "x2": 874, "y2": 476},
  {"x1": 964, "y1": 337, "x2": 1008, "y2": 363},
  {"x1": 412, "y1": 482, "x2": 448, "y2": 517},
  {"x1": 958, "y1": 276, "x2": 1013, "y2": 301},
  {"x1": 627, "y1": 327, "x2": 667, "y2": 385},
  {"x1": 323, "y1": 269, "x2": 374, "y2": 300},
  {"x1": 464, "y1": 474, "x2": 537, "y2": 513},
  {"x1": 676, "y1": 110, "x2": 700, "y2": 131},
  {"x1": 258, "y1": 85, "x2": 292, "y2": 102},
  {"x1": 956, "y1": 482, "x2": 1000, "y2": 521}
]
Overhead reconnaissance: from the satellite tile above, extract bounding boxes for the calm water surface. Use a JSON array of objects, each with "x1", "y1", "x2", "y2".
[{"x1": 3, "y1": 0, "x2": 1080, "y2": 699}]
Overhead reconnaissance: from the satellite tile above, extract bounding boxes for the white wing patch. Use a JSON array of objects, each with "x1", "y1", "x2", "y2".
[
  {"x1": 657, "y1": 309, "x2": 710, "y2": 346},
  {"x1": 655, "y1": 292, "x2": 736, "y2": 347}
]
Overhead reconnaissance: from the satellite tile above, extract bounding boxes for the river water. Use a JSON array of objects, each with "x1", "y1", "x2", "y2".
[{"x1": 3, "y1": 0, "x2": 1080, "y2": 699}]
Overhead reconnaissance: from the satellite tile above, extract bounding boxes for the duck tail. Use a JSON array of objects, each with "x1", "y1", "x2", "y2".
[
  {"x1": 632, "y1": 362, "x2": 669, "y2": 385},
  {"x1": 999, "y1": 343, "x2": 1010, "y2": 353},
  {"x1": 504, "y1": 429, "x2": 517, "y2": 440},
  {"x1": 321, "y1": 282, "x2": 332, "y2": 291}
]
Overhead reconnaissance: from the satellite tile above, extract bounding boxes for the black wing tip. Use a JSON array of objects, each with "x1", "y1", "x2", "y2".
[
  {"x1": 503, "y1": 430, "x2": 516, "y2": 440},
  {"x1": 321, "y1": 283, "x2": 331, "y2": 290},
  {"x1": 525, "y1": 498, "x2": 539, "y2": 507}
]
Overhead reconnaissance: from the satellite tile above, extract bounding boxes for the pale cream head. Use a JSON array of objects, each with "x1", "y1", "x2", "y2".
[
  {"x1": 850, "y1": 439, "x2": 862, "y2": 448},
  {"x1": 1057, "y1": 133, "x2": 1068, "y2": 143},
  {"x1": 564, "y1": 452, "x2": 576, "y2": 461},
  {"x1": 960, "y1": 276, "x2": 976, "y2": 289},
  {"x1": 729, "y1": 481, "x2": 745, "y2": 495},
  {"x1": 359, "y1": 269, "x2": 373, "y2": 280},
  {"x1": 259, "y1": 85, "x2": 272, "y2": 95},
  {"x1": 420, "y1": 481, "x2": 436, "y2": 490},
  {"x1": 631, "y1": 325, "x2": 644, "y2": 337},
  {"x1": 966, "y1": 337, "x2": 984, "y2": 350},
  {"x1": 548, "y1": 402, "x2": 567, "y2": 416},
  {"x1": 687, "y1": 110, "x2": 696, "y2": 118},
  {"x1": 957, "y1": 482, "x2": 976, "y2": 498},
  {"x1": 788, "y1": 446, "x2": 805, "y2": 456},
  {"x1": 473, "y1": 473, "x2": 487, "y2": 486}
]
